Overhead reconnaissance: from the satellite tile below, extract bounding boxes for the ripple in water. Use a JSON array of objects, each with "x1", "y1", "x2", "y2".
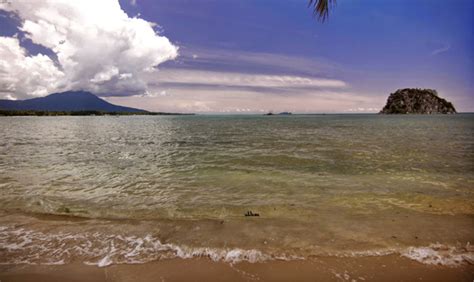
[{"x1": 0, "y1": 114, "x2": 473, "y2": 266}]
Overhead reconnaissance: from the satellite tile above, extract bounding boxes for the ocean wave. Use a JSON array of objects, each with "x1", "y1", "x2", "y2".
[
  {"x1": 0, "y1": 226, "x2": 275, "y2": 266},
  {"x1": 401, "y1": 243, "x2": 474, "y2": 266},
  {"x1": 0, "y1": 226, "x2": 472, "y2": 267}
]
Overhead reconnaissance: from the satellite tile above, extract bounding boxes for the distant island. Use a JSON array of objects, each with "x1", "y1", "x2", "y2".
[
  {"x1": 264, "y1": 112, "x2": 292, "y2": 116},
  {"x1": 0, "y1": 110, "x2": 194, "y2": 116},
  {"x1": 0, "y1": 91, "x2": 193, "y2": 116},
  {"x1": 380, "y1": 88, "x2": 456, "y2": 114}
]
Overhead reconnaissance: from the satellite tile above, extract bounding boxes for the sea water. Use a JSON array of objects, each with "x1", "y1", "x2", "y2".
[{"x1": 0, "y1": 114, "x2": 473, "y2": 266}]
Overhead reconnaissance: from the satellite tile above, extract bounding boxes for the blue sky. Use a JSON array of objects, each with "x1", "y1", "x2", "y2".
[{"x1": 0, "y1": 0, "x2": 473, "y2": 113}]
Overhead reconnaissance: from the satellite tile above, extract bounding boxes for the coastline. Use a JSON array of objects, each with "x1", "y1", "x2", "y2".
[
  {"x1": 1, "y1": 256, "x2": 473, "y2": 282},
  {"x1": 1, "y1": 115, "x2": 473, "y2": 281},
  {"x1": 1, "y1": 211, "x2": 473, "y2": 269}
]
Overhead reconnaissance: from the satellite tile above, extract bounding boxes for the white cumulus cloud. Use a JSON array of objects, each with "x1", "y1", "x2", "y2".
[
  {"x1": 0, "y1": 36, "x2": 64, "y2": 97},
  {"x1": 0, "y1": 0, "x2": 178, "y2": 99}
]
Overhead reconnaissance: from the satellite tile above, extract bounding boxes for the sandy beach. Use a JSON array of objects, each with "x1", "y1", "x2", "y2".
[{"x1": 1, "y1": 255, "x2": 473, "y2": 282}]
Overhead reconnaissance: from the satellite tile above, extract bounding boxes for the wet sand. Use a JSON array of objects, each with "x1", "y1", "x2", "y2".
[{"x1": 1, "y1": 256, "x2": 473, "y2": 282}]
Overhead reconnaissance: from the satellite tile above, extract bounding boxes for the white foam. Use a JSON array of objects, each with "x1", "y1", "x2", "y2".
[
  {"x1": 334, "y1": 249, "x2": 397, "y2": 258},
  {"x1": 0, "y1": 225, "x2": 273, "y2": 267},
  {"x1": 97, "y1": 255, "x2": 113, "y2": 267},
  {"x1": 401, "y1": 243, "x2": 474, "y2": 266},
  {"x1": 1, "y1": 225, "x2": 472, "y2": 267}
]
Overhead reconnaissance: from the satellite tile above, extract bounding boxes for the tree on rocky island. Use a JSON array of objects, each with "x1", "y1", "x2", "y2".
[{"x1": 380, "y1": 88, "x2": 456, "y2": 114}]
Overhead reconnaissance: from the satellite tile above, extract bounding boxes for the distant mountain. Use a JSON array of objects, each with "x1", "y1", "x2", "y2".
[
  {"x1": 380, "y1": 88, "x2": 456, "y2": 114},
  {"x1": 0, "y1": 91, "x2": 146, "y2": 113}
]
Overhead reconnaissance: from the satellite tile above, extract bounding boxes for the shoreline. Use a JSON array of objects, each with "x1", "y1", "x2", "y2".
[
  {"x1": 1, "y1": 210, "x2": 473, "y2": 268},
  {"x1": 1, "y1": 114, "x2": 473, "y2": 280},
  {"x1": 1, "y1": 256, "x2": 473, "y2": 282}
]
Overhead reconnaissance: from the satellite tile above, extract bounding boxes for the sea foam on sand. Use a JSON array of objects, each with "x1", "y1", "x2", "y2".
[{"x1": 1, "y1": 225, "x2": 473, "y2": 267}]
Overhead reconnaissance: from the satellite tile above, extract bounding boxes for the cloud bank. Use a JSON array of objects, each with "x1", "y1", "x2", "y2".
[
  {"x1": 151, "y1": 69, "x2": 347, "y2": 90},
  {"x1": 109, "y1": 65, "x2": 381, "y2": 113},
  {"x1": 107, "y1": 87, "x2": 382, "y2": 114},
  {"x1": 0, "y1": 0, "x2": 178, "y2": 99},
  {"x1": 107, "y1": 47, "x2": 381, "y2": 113}
]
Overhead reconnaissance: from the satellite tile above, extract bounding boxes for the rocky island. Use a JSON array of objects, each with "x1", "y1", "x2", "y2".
[{"x1": 380, "y1": 88, "x2": 456, "y2": 114}]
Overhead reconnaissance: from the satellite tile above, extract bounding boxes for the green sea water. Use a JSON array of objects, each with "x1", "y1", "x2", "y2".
[{"x1": 0, "y1": 114, "x2": 473, "y2": 266}]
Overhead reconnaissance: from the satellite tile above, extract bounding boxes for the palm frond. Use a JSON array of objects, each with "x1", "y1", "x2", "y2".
[{"x1": 308, "y1": 0, "x2": 336, "y2": 22}]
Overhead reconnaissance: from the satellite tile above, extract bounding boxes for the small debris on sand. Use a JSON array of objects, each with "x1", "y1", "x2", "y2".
[{"x1": 245, "y1": 211, "x2": 260, "y2": 217}]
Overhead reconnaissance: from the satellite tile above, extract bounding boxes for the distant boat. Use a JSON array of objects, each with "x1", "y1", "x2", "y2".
[
  {"x1": 264, "y1": 112, "x2": 274, "y2": 115},
  {"x1": 278, "y1": 112, "x2": 292, "y2": 115}
]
